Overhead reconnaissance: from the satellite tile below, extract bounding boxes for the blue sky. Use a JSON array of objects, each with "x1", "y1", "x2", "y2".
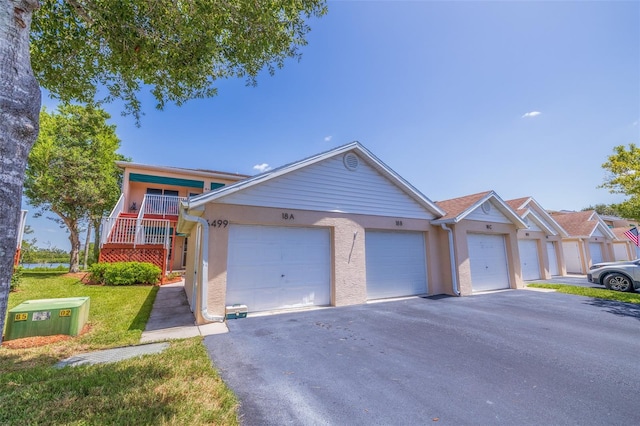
[{"x1": 27, "y1": 1, "x2": 639, "y2": 251}]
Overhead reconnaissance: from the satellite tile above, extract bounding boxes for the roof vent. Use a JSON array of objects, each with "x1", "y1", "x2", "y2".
[
  {"x1": 343, "y1": 153, "x2": 359, "y2": 171},
  {"x1": 481, "y1": 201, "x2": 492, "y2": 214}
]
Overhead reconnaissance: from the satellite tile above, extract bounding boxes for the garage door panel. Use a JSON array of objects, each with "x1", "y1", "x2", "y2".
[
  {"x1": 227, "y1": 225, "x2": 330, "y2": 312},
  {"x1": 468, "y1": 233, "x2": 510, "y2": 291},
  {"x1": 366, "y1": 231, "x2": 427, "y2": 299},
  {"x1": 589, "y1": 243, "x2": 604, "y2": 265},
  {"x1": 614, "y1": 244, "x2": 629, "y2": 261},
  {"x1": 518, "y1": 239, "x2": 541, "y2": 281},
  {"x1": 563, "y1": 241, "x2": 582, "y2": 274}
]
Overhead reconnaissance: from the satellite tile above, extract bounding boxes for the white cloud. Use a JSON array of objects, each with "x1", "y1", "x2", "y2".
[
  {"x1": 324, "y1": 135, "x2": 332, "y2": 142},
  {"x1": 521, "y1": 111, "x2": 541, "y2": 118},
  {"x1": 253, "y1": 163, "x2": 271, "y2": 173}
]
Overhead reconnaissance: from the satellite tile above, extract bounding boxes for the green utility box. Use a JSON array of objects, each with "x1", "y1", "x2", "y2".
[{"x1": 5, "y1": 297, "x2": 90, "y2": 341}]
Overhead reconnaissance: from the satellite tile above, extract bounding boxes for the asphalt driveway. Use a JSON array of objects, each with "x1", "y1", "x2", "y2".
[{"x1": 204, "y1": 290, "x2": 640, "y2": 425}]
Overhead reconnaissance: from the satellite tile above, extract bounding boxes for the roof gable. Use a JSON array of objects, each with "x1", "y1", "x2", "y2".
[
  {"x1": 187, "y1": 142, "x2": 444, "y2": 219},
  {"x1": 434, "y1": 191, "x2": 527, "y2": 228},
  {"x1": 550, "y1": 210, "x2": 615, "y2": 239},
  {"x1": 506, "y1": 197, "x2": 568, "y2": 237},
  {"x1": 521, "y1": 210, "x2": 553, "y2": 234}
]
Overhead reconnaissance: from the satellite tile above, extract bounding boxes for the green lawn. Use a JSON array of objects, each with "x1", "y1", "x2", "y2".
[
  {"x1": 527, "y1": 283, "x2": 640, "y2": 304},
  {"x1": 1, "y1": 272, "x2": 238, "y2": 425}
]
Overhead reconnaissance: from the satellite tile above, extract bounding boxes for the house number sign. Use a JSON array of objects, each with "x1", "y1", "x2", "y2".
[
  {"x1": 282, "y1": 212, "x2": 295, "y2": 220},
  {"x1": 208, "y1": 219, "x2": 229, "y2": 228}
]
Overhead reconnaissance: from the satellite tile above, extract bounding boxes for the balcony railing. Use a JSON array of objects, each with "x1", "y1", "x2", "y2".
[
  {"x1": 101, "y1": 194, "x2": 125, "y2": 247},
  {"x1": 100, "y1": 217, "x2": 170, "y2": 248},
  {"x1": 142, "y1": 194, "x2": 187, "y2": 217}
]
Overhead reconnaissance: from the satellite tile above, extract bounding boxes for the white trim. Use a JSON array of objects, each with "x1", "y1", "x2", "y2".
[
  {"x1": 591, "y1": 221, "x2": 616, "y2": 239},
  {"x1": 509, "y1": 197, "x2": 569, "y2": 237},
  {"x1": 434, "y1": 191, "x2": 528, "y2": 229},
  {"x1": 521, "y1": 209, "x2": 557, "y2": 235}
]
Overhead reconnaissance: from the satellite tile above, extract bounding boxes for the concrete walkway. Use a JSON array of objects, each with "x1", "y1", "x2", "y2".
[
  {"x1": 140, "y1": 280, "x2": 228, "y2": 343},
  {"x1": 57, "y1": 280, "x2": 227, "y2": 367}
]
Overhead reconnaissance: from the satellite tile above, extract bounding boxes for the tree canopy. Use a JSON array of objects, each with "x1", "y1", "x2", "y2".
[
  {"x1": 581, "y1": 204, "x2": 620, "y2": 217},
  {"x1": 600, "y1": 143, "x2": 640, "y2": 221},
  {"x1": 31, "y1": 0, "x2": 327, "y2": 120},
  {"x1": 24, "y1": 104, "x2": 124, "y2": 272}
]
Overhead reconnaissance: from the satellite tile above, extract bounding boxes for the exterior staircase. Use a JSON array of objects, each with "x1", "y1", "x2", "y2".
[
  {"x1": 104, "y1": 213, "x2": 138, "y2": 245},
  {"x1": 99, "y1": 196, "x2": 173, "y2": 280}
]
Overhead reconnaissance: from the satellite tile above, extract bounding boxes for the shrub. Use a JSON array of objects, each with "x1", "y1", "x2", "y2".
[
  {"x1": 166, "y1": 271, "x2": 183, "y2": 281},
  {"x1": 88, "y1": 262, "x2": 110, "y2": 284},
  {"x1": 10, "y1": 267, "x2": 23, "y2": 292},
  {"x1": 89, "y1": 262, "x2": 161, "y2": 286}
]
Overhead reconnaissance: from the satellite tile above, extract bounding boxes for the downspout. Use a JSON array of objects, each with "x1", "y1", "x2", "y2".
[
  {"x1": 440, "y1": 223, "x2": 460, "y2": 296},
  {"x1": 180, "y1": 205, "x2": 225, "y2": 323}
]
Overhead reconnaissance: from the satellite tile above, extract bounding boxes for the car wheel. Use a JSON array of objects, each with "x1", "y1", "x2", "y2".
[{"x1": 604, "y1": 273, "x2": 634, "y2": 292}]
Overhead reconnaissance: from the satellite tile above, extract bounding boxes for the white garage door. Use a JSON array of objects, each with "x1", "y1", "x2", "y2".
[
  {"x1": 518, "y1": 239, "x2": 540, "y2": 281},
  {"x1": 613, "y1": 243, "x2": 630, "y2": 261},
  {"x1": 546, "y1": 242, "x2": 560, "y2": 276},
  {"x1": 365, "y1": 230, "x2": 427, "y2": 299},
  {"x1": 226, "y1": 225, "x2": 330, "y2": 313},
  {"x1": 563, "y1": 241, "x2": 582, "y2": 274},
  {"x1": 589, "y1": 242, "x2": 604, "y2": 265},
  {"x1": 468, "y1": 233, "x2": 510, "y2": 292}
]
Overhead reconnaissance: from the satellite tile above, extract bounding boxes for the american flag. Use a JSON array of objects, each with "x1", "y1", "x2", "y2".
[{"x1": 624, "y1": 227, "x2": 639, "y2": 247}]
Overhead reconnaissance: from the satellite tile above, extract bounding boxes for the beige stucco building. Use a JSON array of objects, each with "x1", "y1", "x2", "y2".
[
  {"x1": 550, "y1": 210, "x2": 615, "y2": 274},
  {"x1": 99, "y1": 143, "x2": 640, "y2": 322},
  {"x1": 506, "y1": 197, "x2": 569, "y2": 279},
  {"x1": 176, "y1": 143, "x2": 557, "y2": 323},
  {"x1": 434, "y1": 191, "x2": 528, "y2": 295},
  {"x1": 177, "y1": 143, "x2": 453, "y2": 323}
]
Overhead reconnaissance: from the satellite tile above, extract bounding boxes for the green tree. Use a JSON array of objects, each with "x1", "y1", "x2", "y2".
[
  {"x1": 600, "y1": 144, "x2": 640, "y2": 221},
  {"x1": 24, "y1": 104, "x2": 123, "y2": 272},
  {"x1": 19, "y1": 225, "x2": 37, "y2": 264},
  {"x1": 581, "y1": 204, "x2": 620, "y2": 217},
  {"x1": 0, "y1": 0, "x2": 326, "y2": 343}
]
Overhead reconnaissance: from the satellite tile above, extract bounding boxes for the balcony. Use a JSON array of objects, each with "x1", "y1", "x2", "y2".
[
  {"x1": 100, "y1": 217, "x2": 171, "y2": 248},
  {"x1": 100, "y1": 193, "x2": 181, "y2": 249},
  {"x1": 140, "y1": 194, "x2": 187, "y2": 218}
]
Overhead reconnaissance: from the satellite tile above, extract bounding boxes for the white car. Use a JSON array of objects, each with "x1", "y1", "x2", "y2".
[{"x1": 587, "y1": 259, "x2": 640, "y2": 292}]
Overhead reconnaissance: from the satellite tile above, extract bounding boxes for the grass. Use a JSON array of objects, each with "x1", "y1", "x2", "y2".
[
  {"x1": 1, "y1": 272, "x2": 239, "y2": 425},
  {"x1": 527, "y1": 283, "x2": 640, "y2": 304}
]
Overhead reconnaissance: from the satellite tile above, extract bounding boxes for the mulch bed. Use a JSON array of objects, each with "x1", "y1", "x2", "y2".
[
  {"x1": 62, "y1": 272, "x2": 183, "y2": 285},
  {"x1": 2, "y1": 324, "x2": 91, "y2": 349}
]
